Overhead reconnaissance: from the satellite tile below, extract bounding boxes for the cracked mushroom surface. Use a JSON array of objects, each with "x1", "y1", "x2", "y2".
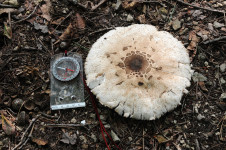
[{"x1": 85, "y1": 24, "x2": 193, "y2": 120}]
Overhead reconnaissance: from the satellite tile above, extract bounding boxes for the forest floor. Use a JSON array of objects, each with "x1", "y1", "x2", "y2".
[{"x1": 0, "y1": 0, "x2": 226, "y2": 150}]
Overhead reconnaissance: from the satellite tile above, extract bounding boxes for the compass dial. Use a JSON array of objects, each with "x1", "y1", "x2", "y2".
[{"x1": 52, "y1": 57, "x2": 80, "y2": 81}]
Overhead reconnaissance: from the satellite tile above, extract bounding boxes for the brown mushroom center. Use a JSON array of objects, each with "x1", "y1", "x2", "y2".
[
  {"x1": 126, "y1": 55, "x2": 143, "y2": 71},
  {"x1": 124, "y1": 54, "x2": 149, "y2": 74},
  {"x1": 117, "y1": 51, "x2": 155, "y2": 79}
]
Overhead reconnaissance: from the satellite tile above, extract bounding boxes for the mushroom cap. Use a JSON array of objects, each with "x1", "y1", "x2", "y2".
[{"x1": 85, "y1": 24, "x2": 193, "y2": 120}]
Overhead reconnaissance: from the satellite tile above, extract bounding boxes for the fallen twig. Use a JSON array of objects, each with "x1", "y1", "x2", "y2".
[
  {"x1": 77, "y1": 0, "x2": 107, "y2": 11},
  {"x1": 39, "y1": 112, "x2": 58, "y2": 119},
  {"x1": 54, "y1": 11, "x2": 73, "y2": 31},
  {"x1": 12, "y1": 114, "x2": 40, "y2": 150},
  {"x1": 45, "y1": 123, "x2": 87, "y2": 128},
  {"x1": 175, "y1": 0, "x2": 225, "y2": 14},
  {"x1": 0, "y1": 3, "x2": 18, "y2": 8},
  {"x1": 172, "y1": 142, "x2": 182, "y2": 150},
  {"x1": 203, "y1": 36, "x2": 226, "y2": 44},
  {"x1": 91, "y1": 0, "x2": 107, "y2": 11},
  {"x1": 18, "y1": 124, "x2": 35, "y2": 150},
  {"x1": 194, "y1": 139, "x2": 200, "y2": 150},
  {"x1": 13, "y1": 5, "x2": 38, "y2": 24}
]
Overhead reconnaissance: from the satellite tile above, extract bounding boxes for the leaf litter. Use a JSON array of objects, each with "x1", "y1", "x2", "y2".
[{"x1": 0, "y1": 0, "x2": 225, "y2": 149}]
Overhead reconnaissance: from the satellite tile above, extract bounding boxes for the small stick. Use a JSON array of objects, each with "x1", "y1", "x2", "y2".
[
  {"x1": 175, "y1": 0, "x2": 225, "y2": 14},
  {"x1": 37, "y1": 37, "x2": 49, "y2": 52},
  {"x1": 203, "y1": 36, "x2": 226, "y2": 44},
  {"x1": 45, "y1": 123, "x2": 87, "y2": 128},
  {"x1": 12, "y1": 114, "x2": 40, "y2": 150},
  {"x1": 91, "y1": 0, "x2": 107, "y2": 11},
  {"x1": 0, "y1": 3, "x2": 18, "y2": 8},
  {"x1": 172, "y1": 143, "x2": 182, "y2": 150},
  {"x1": 54, "y1": 11, "x2": 73, "y2": 31},
  {"x1": 13, "y1": 5, "x2": 38, "y2": 24},
  {"x1": 195, "y1": 139, "x2": 200, "y2": 150},
  {"x1": 18, "y1": 124, "x2": 35, "y2": 150},
  {"x1": 39, "y1": 112, "x2": 58, "y2": 119},
  {"x1": 8, "y1": 11, "x2": 12, "y2": 29}
]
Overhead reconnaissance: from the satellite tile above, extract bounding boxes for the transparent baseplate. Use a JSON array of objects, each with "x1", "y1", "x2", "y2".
[{"x1": 50, "y1": 52, "x2": 85, "y2": 110}]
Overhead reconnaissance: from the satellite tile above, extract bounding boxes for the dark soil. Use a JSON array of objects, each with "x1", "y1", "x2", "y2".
[{"x1": 0, "y1": 0, "x2": 225, "y2": 150}]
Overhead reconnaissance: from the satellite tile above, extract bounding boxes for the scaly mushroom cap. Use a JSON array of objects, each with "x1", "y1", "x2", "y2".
[{"x1": 85, "y1": 24, "x2": 193, "y2": 120}]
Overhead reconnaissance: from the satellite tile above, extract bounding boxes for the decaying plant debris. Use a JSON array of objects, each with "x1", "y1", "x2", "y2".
[{"x1": 0, "y1": 0, "x2": 225, "y2": 149}]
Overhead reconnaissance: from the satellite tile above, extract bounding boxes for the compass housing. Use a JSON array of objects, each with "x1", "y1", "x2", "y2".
[{"x1": 52, "y1": 57, "x2": 80, "y2": 81}]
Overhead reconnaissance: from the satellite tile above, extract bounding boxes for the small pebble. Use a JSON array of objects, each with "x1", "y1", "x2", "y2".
[
  {"x1": 79, "y1": 135, "x2": 87, "y2": 143},
  {"x1": 12, "y1": 98, "x2": 23, "y2": 111},
  {"x1": 60, "y1": 42, "x2": 68, "y2": 49},
  {"x1": 81, "y1": 120, "x2": 86, "y2": 125},
  {"x1": 192, "y1": 72, "x2": 207, "y2": 82},
  {"x1": 204, "y1": 61, "x2": 208, "y2": 66},
  {"x1": 197, "y1": 114, "x2": 205, "y2": 120},
  {"x1": 100, "y1": 115, "x2": 106, "y2": 121},
  {"x1": 220, "y1": 93, "x2": 226, "y2": 101},
  {"x1": 111, "y1": 130, "x2": 120, "y2": 142},
  {"x1": 71, "y1": 118, "x2": 77, "y2": 123},
  {"x1": 213, "y1": 21, "x2": 224, "y2": 28},
  {"x1": 220, "y1": 77, "x2": 226, "y2": 84},
  {"x1": 91, "y1": 133, "x2": 97, "y2": 142},
  {"x1": 126, "y1": 14, "x2": 134, "y2": 22},
  {"x1": 104, "y1": 124, "x2": 111, "y2": 128},
  {"x1": 172, "y1": 19, "x2": 181, "y2": 30},
  {"x1": 215, "y1": 132, "x2": 220, "y2": 136},
  {"x1": 220, "y1": 63, "x2": 226, "y2": 72},
  {"x1": 180, "y1": 139, "x2": 185, "y2": 144}
]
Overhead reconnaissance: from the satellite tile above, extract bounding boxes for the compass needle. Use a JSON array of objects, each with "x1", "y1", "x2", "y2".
[
  {"x1": 53, "y1": 57, "x2": 80, "y2": 81},
  {"x1": 66, "y1": 68, "x2": 75, "y2": 72}
]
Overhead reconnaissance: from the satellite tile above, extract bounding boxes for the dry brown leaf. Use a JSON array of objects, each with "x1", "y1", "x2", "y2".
[
  {"x1": 32, "y1": 138, "x2": 48, "y2": 146},
  {"x1": 59, "y1": 23, "x2": 74, "y2": 41},
  {"x1": 60, "y1": 132, "x2": 77, "y2": 145},
  {"x1": 188, "y1": 41, "x2": 197, "y2": 50},
  {"x1": 51, "y1": 17, "x2": 65, "y2": 25},
  {"x1": 153, "y1": 135, "x2": 169, "y2": 143},
  {"x1": 75, "y1": 13, "x2": 85, "y2": 29},
  {"x1": 1, "y1": 112, "x2": 16, "y2": 135},
  {"x1": 137, "y1": 14, "x2": 146, "y2": 24},
  {"x1": 197, "y1": 30, "x2": 209, "y2": 41},
  {"x1": 40, "y1": 0, "x2": 52, "y2": 21},
  {"x1": 188, "y1": 31, "x2": 198, "y2": 41},
  {"x1": 122, "y1": 0, "x2": 138, "y2": 9},
  {"x1": 198, "y1": 81, "x2": 208, "y2": 91},
  {"x1": 42, "y1": 89, "x2": 50, "y2": 94},
  {"x1": 187, "y1": 31, "x2": 199, "y2": 59}
]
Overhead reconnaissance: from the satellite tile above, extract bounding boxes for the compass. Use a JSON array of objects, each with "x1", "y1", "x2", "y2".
[{"x1": 52, "y1": 57, "x2": 80, "y2": 81}]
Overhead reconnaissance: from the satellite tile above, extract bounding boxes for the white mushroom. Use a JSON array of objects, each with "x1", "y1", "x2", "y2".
[{"x1": 85, "y1": 24, "x2": 193, "y2": 120}]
